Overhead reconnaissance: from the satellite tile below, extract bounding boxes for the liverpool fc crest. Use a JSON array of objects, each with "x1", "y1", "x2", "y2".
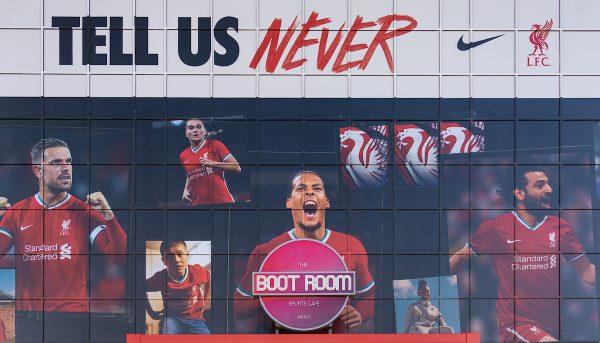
[{"x1": 527, "y1": 19, "x2": 553, "y2": 67}]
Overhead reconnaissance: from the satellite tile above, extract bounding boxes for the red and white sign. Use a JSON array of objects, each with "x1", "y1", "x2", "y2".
[{"x1": 253, "y1": 239, "x2": 355, "y2": 331}]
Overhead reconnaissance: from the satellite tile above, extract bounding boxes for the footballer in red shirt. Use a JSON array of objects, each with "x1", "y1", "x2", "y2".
[
  {"x1": 234, "y1": 171, "x2": 375, "y2": 333},
  {"x1": 146, "y1": 241, "x2": 211, "y2": 334},
  {"x1": 180, "y1": 119, "x2": 241, "y2": 205},
  {"x1": 0, "y1": 138, "x2": 127, "y2": 342},
  {"x1": 450, "y1": 167, "x2": 596, "y2": 342}
]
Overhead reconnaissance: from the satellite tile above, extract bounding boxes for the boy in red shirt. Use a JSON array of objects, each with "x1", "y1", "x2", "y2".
[{"x1": 146, "y1": 241, "x2": 211, "y2": 334}]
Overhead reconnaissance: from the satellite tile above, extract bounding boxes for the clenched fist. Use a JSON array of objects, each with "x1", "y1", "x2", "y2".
[
  {"x1": 86, "y1": 192, "x2": 114, "y2": 220},
  {"x1": 0, "y1": 197, "x2": 11, "y2": 218}
]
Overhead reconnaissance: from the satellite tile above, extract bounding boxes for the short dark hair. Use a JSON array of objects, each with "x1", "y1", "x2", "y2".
[
  {"x1": 417, "y1": 279, "x2": 428, "y2": 290},
  {"x1": 497, "y1": 166, "x2": 548, "y2": 204},
  {"x1": 288, "y1": 170, "x2": 327, "y2": 197},
  {"x1": 160, "y1": 241, "x2": 187, "y2": 255},
  {"x1": 31, "y1": 138, "x2": 69, "y2": 164}
]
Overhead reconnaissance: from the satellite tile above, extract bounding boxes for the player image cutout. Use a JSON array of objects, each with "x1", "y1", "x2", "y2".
[
  {"x1": 449, "y1": 167, "x2": 596, "y2": 342},
  {"x1": 146, "y1": 241, "x2": 211, "y2": 334},
  {"x1": 234, "y1": 171, "x2": 375, "y2": 333},
  {"x1": 180, "y1": 118, "x2": 241, "y2": 205},
  {"x1": 402, "y1": 279, "x2": 454, "y2": 334},
  {"x1": 0, "y1": 138, "x2": 127, "y2": 342}
]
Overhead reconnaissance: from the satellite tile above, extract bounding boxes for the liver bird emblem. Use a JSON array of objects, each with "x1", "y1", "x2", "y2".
[{"x1": 529, "y1": 19, "x2": 553, "y2": 56}]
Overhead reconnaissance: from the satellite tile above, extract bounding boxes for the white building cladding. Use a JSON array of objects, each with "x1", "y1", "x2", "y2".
[{"x1": 0, "y1": 0, "x2": 598, "y2": 99}]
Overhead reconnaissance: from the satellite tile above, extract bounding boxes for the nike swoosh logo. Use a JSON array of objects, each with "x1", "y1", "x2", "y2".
[
  {"x1": 457, "y1": 34, "x2": 504, "y2": 51},
  {"x1": 20, "y1": 224, "x2": 33, "y2": 231},
  {"x1": 507, "y1": 239, "x2": 522, "y2": 244}
]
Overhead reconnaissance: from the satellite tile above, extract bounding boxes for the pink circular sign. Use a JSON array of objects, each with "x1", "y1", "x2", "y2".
[{"x1": 253, "y1": 239, "x2": 355, "y2": 331}]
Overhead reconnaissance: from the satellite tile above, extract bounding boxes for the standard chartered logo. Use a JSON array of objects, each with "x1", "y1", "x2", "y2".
[
  {"x1": 550, "y1": 255, "x2": 557, "y2": 269},
  {"x1": 60, "y1": 243, "x2": 72, "y2": 260},
  {"x1": 512, "y1": 254, "x2": 557, "y2": 271},
  {"x1": 22, "y1": 243, "x2": 73, "y2": 262}
]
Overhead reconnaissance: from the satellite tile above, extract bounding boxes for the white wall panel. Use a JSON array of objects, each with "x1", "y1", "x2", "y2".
[
  {"x1": 395, "y1": 31, "x2": 439, "y2": 74},
  {"x1": 44, "y1": 0, "x2": 87, "y2": 27},
  {"x1": 44, "y1": 74, "x2": 87, "y2": 97},
  {"x1": 396, "y1": 76, "x2": 439, "y2": 98},
  {"x1": 472, "y1": 76, "x2": 514, "y2": 98},
  {"x1": 350, "y1": 0, "x2": 394, "y2": 25},
  {"x1": 397, "y1": 0, "x2": 439, "y2": 29},
  {"x1": 136, "y1": 0, "x2": 164, "y2": 28},
  {"x1": 305, "y1": 75, "x2": 347, "y2": 98},
  {"x1": 562, "y1": 32, "x2": 600, "y2": 74},
  {"x1": 563, "y1": 76, "x2": 600, "y2": 98},
  {"x1": 0, "y1": 74, "x2": 42, "y2": 97},
  {"x1": 259, "y1": 0, "x2": 303, "y2": 29},
  {"x1": 472, "y1": 0, "x2": 514, "y2": 29},
  {"x1": 166, "y1": 75, "x2": 210, "y2": 97},
  {"x1": 213, "y1": 75, "x2": 256, "y2": 97},
  {"x1": 0, "y1": 75, "x2": 41, "y2": 96},
  {"x1": 135, "y1": 75, "x2": 165, "y2": 97},
  {"x1": 441, "y1": 31, "x2": 469, "y2": 73},
  {"x1": 516, "y1": 76, "x2": 559, "y2": 98},
  {"x1": 442, "y1": 76, "x2": 469, "y2": 98},
  {"x1": 471, "y1": 31, "x2": 514, "y2": 74},
  {"x1": 1, "y1": 0, "x2": 41, "y2": 27},
  {"x1": 516, "y1": 0, "x2": 559, "y2": 30},
  {"x1": 90, "y1": 74, "x2": 133, "y2": 96},
  {"x1": 0, "y1": 0, "x2": 596, "y2": 98},
  {"x1": 0, "y1": 30, "x2": 41, "y2": 71},
  {"x1": 351, "y1": 75, "x2": 393, "y2": 97},
  {"x1": 259, "y1": 75, "x2": 303, "y2": 97},
  {"x1": 562, "y1": 0, "x2": 600, "y2": 29},
  {"x1": 304, "y1": 0, "x2": 347, "y2": 29},
  {"x1": 441, "y1": 0, "x2": 469, "y2": 28},
  {"x1": 215, "y1": 0, "x2": 257, "y2": 28}
]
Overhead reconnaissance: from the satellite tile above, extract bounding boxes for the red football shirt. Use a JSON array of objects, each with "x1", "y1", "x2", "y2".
[
  {"x1": 180, "y1": 139, "x2": 235, "y2": 205},
  {"x1": 146, "y1": 264, "x2": 211, "y2": 320},
  {"x1": 234, "y1": 229, "x2": 375, "y2": 331},
  {"x1": 469, "y1": 211, "x2": 585, "y2": 334},
  {"x1": 0, "y1": 193, "x2": 127, "y2": 312}
]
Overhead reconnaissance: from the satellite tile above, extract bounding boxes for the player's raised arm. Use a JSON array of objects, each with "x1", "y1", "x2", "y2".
[
  {"x1": 233, "y1": 250, "x2": 260, "y2": 320},
  {"x1": 199, "y1": 139, "x2": 241, "y2": 173},
  {"x1": 570, "y1": 255, "x2": 596, "y2": 286},
  {"x1": 0, "y1": 198, "x2": 14, "y2": 255},
  {"x1": 0, "y1": 197, "x2": 11, "y2": 218},
  {"x1": 182, "y1": 176, "x2": 192, "y2": 202},
  {"x1": 560, "y1": 220, "x2": 596, "y2": 286},
  {"x1": 449, "y1": 244, "x2": 472, "y2": 274},
  {"x1": 87, "y1": 191, "x2": 115, "y2": 220},
  {"x1": 87, "y1": 192, "x2": 127, "y2": 262},
  {"x1": 200, "y1": 153, "x2": 241, "y2": 173},
  {"x1": 349, "y1": 242, "x2": 375, "y2": 325}
]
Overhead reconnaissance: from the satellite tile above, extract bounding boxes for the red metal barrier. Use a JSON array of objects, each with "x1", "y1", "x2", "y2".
[{"x1": 127, "y1": 333, "x2": 480, "y2": 343}]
